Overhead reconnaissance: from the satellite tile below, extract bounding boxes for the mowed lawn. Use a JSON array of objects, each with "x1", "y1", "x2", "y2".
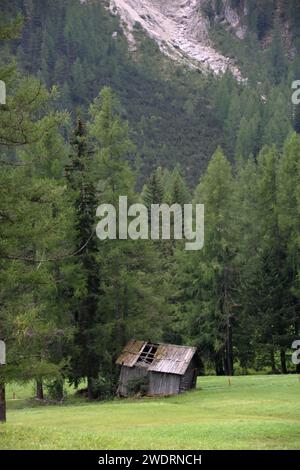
[{"x1": 0, "y1": 375, "x2": 299, "y2": 450}]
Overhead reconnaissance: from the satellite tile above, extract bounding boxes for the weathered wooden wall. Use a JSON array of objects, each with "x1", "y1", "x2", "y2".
[
  {"x1": 148, "y1": 371, "x2": 180, "y2": 396},
  {"x1": 179, "y1": 360, "x2": 197, "y2": 393},
  {"x1": 117, "y1": 365, "x2": 148, "y2": 397},
  {"x1": 117, "y1": 356, "x2": 198, "y2": 397}
]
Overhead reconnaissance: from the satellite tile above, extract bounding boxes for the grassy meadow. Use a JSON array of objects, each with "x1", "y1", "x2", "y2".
[{"x1": 0, "y1": 375, "x2": 299, "y2": 450}]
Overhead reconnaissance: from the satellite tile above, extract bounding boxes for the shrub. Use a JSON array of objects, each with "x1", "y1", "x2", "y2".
[
  {"x1": 90, "y1": 377, "x2": 113, "y2": 400},
  {"x1": 45, "y1": 379, "x2": 66, "y2": 401},
  {"x1": 126, "y1": 376, "x2": 149, "y2": 397}
]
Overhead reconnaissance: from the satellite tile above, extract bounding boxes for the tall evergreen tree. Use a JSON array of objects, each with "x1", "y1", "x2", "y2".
[
  {"x1": 262, "y1": 91, "x2": 292, "y2": 150},
  {"x1": 269, "y1": 26, "x2": 287, "y2": 85},
  {"x1": 87, "y1": 87, "x2": 167, "y2": 393},
  {"x1": 66, "y1": 118, "x2": 102, "y2": 400},
  {"x1": 143, "y1": 167, "x2": 165, "y2": 209},
  {"x1": 277, "y1": 133, "x2": 300, "y2": 372},
  {"x1": 224, "y1": 90, "x2": 242, "y2": 156},
  {"x1": 235, "y1": 114, "x2": 260, "y2": 159},
  {"x1": 182, "y1": 148, "x2": 237, "y2": 375},
  {"x1": 0, "y1": 12, "x2": 69, "y2": 421},
  {"x1": 241, "y1": 146, "x2": 293, "y2": 373},
  {"x1": 166, "y1": 166, "x2": 190, "y2": 206}
]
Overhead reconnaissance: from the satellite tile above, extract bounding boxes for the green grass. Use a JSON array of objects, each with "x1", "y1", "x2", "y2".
[{"x1": 1, "y1": 375, "x2": 300, "y2": 450}]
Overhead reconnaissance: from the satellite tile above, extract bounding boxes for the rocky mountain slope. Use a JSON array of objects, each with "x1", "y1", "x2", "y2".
[{"x1": 105, "y1": 0, "x2": 243, "y2": 79}]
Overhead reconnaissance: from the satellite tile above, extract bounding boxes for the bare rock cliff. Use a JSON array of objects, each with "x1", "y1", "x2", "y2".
[{"x1": 106, "y1": 0, "x2": 243, "y2": 79}]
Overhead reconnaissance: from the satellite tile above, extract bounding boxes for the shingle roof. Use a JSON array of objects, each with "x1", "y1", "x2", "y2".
[
  {"x1": 148, "y1": 344, "x2": 197, "y2": 375},
  {"x1": 115, "y1": 339, "x2": 146, "y2": 368},
  {"x1": 116, "y1": 340, "x2": 197, "y2": 376}
]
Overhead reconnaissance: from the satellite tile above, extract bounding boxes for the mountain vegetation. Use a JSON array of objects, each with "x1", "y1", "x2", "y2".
[{"x1": 0, "y1": 0, "x2": 300, "y2": 421}]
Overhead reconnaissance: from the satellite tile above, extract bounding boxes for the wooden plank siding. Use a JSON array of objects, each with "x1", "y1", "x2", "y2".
[
  {"x1": 148, "y1": 371, "x2": 181, "y2": 396},
  {"x1": 179, "y1": 360, "x2": 197, "y2": 393},
  {"x1": 116, "y1": 340, "x2": 198, "y2": 397},
  {"x1": 117, "y1": 365, "x2": 148, "y2": 397}
]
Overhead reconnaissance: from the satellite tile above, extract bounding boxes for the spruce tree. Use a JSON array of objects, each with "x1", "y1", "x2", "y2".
[
  {"x1": 88, "y1": 87, "x2": 168, "y2": 390},
  {"x1": 166, "y1": 166, "x2": 190, "y2": 206},
  {"x1": 224, "y1": 90, "x2": 242, "y2": 156},
  {"x1": 235, "y1": 115, "x2": 260, "y2": 159},
  {"x1": 143, "y1": 167, "x2": 165, "y2": 209},
  {"x1": 277, "y1": 133, "x2": 300, "y2": 372},
  {"x1": 0, "y1": 11, "x2": 69, "y2": 421},
  {"x1": 243, "y1": 146, "x2": 292, "y2": 373},
  {"x1": 269, "y1": 26, "x2": 287, "y2": 85},
  {"x1": 184, "y1": 148, "x2": 237, "y2": 375},
  {"x1": 66, "y1": 118, "x2": 102, "y2": 400}
]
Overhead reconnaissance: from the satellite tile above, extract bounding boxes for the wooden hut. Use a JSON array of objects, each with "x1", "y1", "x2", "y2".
[{"x1": 116, "y1": 340, "x2": 198, "y2": 397}]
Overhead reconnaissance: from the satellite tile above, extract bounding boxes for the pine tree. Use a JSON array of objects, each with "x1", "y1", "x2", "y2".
[
  {"x1": 66, "y1": 118, "x2": 102, "y2": 400},
  {"x1": 269, "y1": 26, "x2": 287, "y2": 85},
  {"x1": 241, "y1": 145, "x2": 293, "y2": 373},
  {"x1": 224, "y1": 90, "x2": 242, "y2": 155},
  {"x1": 166, "y1": 166, "x2": 190, "y2": 206},
  {"x1": 143, "y1": 167, "x2": 165, "y2": 209},
  {"x1": 86, "y1": 87, "x2": 167, "y2": 393},
  {"x1": 277, "y1": 133, "x2": 300, "y2": 372},
  {"x1": 233, "y1": 155, "x2": 259, "y2": 370},
  {"x1": 262, "y1": 91, "x2": 292, "y2": 150},
  {"x1": 184, "y1": 148, "x2": 237, "y2": 375},
  {"x1": 235, "y1": 114, "x2": 260, "y2": 159},
  {"x1": 213, "y1": 72, "x2": 235, "y2": 123},
  {"x1": 0, "y1": 12, "x2": 69, "y2": 422}
]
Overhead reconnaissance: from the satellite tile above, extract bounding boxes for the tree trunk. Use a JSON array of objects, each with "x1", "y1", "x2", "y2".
[
  {"x1": 223, "y1": 352, "x2": 228, "y2": 376},
  {"x1": 36, "y1": 380, "x2": 44, "y2": 400},
  {"x1": 280, "y1": 349, "x2": 287, "y2": 374},
  {"x1": 54, "y1": 380, "x2": 64, "y2": 401},
  {"x1": 270, "y1": 347, "x2": 277, "y2": 374},
  {"x1": 295, "y1": 322, "x2": 300, "y2": 373},
  {"x1": 0, "y1": 384, "x2": 6, "y2": 423},
  {"x1": 215, "y1": 356, "x2": 224, "y2": 375},
  {"x1": 87, "y1": 377, "x2": 94, "y2": 400},
  {"x1": 226, "y1": 320, "x2": 234, "y2": 376},
  {"x1": 215, "y1": 352, "x2": 225, "y2": 376}
]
